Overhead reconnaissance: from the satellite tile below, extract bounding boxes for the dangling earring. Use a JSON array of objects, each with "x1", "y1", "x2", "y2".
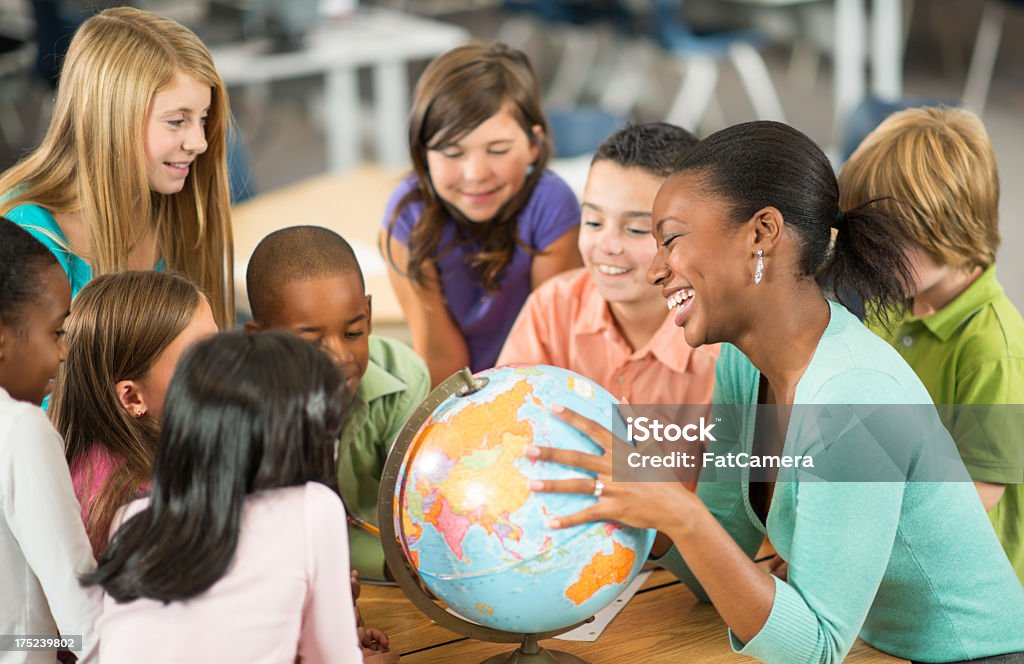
[
  {"x1": 526, "y1": 162, "x2": 536, "y2": 176},
  {"x1": 754, "y1": 249, "x2": 764, "y2": 285}
]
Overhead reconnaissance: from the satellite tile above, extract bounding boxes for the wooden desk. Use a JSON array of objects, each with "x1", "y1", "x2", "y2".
[
  {"x1": 231, "y1": 166, "x2": 407, "y2": 325},
  {"x1": 359, "y1": 570, "x2": 908, "y2": 663}
]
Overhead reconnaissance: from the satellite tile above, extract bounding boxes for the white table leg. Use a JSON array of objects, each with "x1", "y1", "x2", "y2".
[
  {"x1": 325, "y1": 67, "x2": 361, "y2": 173},
  {"x1": 871, "y1": 0, "x2": 902, "y2": 101},
  {"x1": 963, "y1": 0, "x2": 1006, "y2": 115},
  {"x1": 374, "y1": 61, "x2": 410, "y2": 169},
  {"x1": 834, "y1": 0, "x2": 866, "y2": 138}
]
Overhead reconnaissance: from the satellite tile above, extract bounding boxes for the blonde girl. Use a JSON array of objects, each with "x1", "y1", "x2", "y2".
[
  {"x1": 49, "y1": 271, "x2": 217, "y2": 556},
  {"x1": 0, "y1": 7, "x2": 234, "y2": 328},
  {"x1": 382, "y1": 42, "x2": 582, "y2": 386}
]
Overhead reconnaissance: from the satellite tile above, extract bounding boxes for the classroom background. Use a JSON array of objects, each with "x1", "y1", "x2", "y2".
[{"x1": 1, "y1": 0, "x2": 1022, "y2": 337}]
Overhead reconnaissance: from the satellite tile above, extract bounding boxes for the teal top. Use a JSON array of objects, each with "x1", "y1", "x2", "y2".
[
  {"x1": 338, "y1": 335, "x2": 429, "y2": 581},
  {"x1": 657, "y1": 300, "x2": 1024, "y2": 663},
  {"x1": 5, "y1": 203, "x2": 165, "y2": 297}
]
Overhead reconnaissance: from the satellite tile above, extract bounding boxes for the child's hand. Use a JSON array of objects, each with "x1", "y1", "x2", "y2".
[
  {"x1": 351, "y1": 569, "x2": 361, "y2": 600},
  {"x1": 359, "y1": 625, "x2": 391, "y2": 651}
]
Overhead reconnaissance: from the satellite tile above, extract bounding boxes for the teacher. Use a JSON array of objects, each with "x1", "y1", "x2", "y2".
[{"x1": 528, "y1": 121, "x2": 1024, "y2": 664}]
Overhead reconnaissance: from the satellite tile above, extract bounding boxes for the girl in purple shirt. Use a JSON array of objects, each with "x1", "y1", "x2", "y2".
[{"x1": 382, "y1": 42, "x2": 582, "y2": 386}]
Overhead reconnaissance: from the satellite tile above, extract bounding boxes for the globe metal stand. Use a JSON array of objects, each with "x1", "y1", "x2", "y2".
[{"x1": 379, "y1": 368, "x2": 592, "y2": 664}]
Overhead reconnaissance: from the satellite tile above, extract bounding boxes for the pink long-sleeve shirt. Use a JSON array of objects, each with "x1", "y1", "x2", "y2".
[{"x1": 97, "y1": 482, "x2": 363, "y2": 663}]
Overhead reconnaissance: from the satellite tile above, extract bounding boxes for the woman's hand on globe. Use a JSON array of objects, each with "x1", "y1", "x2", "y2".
[{"x1": 526, "y1": 404, "x2": 698, "y2": 534}]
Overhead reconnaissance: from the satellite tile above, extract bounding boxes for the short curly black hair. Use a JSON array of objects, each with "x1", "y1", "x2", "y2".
[
  {"x1": 0, "y1": 217, "x2": 60, "y2": 328},
  {"x1": 246, "y1": 225, "x2": 363, "y2": 325}
]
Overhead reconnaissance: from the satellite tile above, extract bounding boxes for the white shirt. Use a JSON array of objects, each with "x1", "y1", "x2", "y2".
[{"x1": 0, "y1": 387, "x2": 100, "y2": 663}]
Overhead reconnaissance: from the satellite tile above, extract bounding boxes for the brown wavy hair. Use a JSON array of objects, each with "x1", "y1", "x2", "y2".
[
  {"x1": 49, "y1": 271, "x2": 204, "y2": 556},
  {"x1": 0, "y1": 7, "x2": 234, "y2": 328},
  {"x1": 385, "y1": 41, "x2": 553, "y2": 292}
]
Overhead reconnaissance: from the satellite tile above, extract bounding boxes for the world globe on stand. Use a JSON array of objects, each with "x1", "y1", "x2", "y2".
[{"x1": 387, "y1": 365, "x2": 655, "y2": 636}]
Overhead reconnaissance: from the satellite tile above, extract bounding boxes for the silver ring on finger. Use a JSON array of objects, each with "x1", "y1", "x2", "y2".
[{"x1": 592, "y1": 479, "x2": 605, "y2": 498}]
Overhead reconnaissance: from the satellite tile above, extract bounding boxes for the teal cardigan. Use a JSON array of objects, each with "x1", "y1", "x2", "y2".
[{"x1": 658, "y1": 300, "x2": 1024, "y2": 663}]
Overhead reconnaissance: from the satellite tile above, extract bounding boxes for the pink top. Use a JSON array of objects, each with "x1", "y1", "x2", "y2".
[
  {"x1": 69, "y1": 444, "x2": 122, "y2": 526},
  {"x1": 97, "y1": 482, "x2": 363, "y2": 663},
  {"x1": 498, "y1": 268, "x2": 719, "y2": 405},
  {"x1": 70, "y1": 443, "x2": 152, "y2": 551}
]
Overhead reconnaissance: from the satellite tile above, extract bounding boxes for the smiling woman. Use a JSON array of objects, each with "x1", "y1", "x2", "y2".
[
  {"x1": 529, "y1": 121, "x2": 1024, "y2": 664},
  {"x1": 0, "y1": 7, "x2": 235, "y2": 328}
]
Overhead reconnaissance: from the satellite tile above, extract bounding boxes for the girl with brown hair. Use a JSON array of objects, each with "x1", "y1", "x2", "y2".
[
  {"x1": 382, "y1": 42, "x2": 582, "y2": 386},
  {"x1": 49, "y1": 271, "x2": 217, "y2": 556},
  {"x1": 0, "y1": 7, "x2": 235, "y2": 328}
]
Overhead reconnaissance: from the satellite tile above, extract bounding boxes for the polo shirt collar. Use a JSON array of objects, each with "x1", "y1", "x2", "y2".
[
  {"x1": 575, "y1": 278, "x2": 612, "y2": 336},
  {"x1": 646, "y1": 309, "x2": 696, "y2": 369},
  {"x1": 912, "y1": 265, "x2": 1003, "y2": 342},
  {"x1": 574, "y1": 278, "x2": 695, "y2": 370},
  {"x1": 356, "y1": 357, "x2": 408, "y2": 404}
]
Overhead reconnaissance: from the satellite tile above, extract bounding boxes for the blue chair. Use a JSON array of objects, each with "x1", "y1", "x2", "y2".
[
  {"x1": 499, "y1": 0, "x2": 638, "y2": 110},
  {"x1": 646, "y1": 0, "x2": 786, "y2": 131},
  {"x1": 498, "y1": 1, "x2": 633, "y2": 157},
  {"x1": 547, "y1": 106, "x2": 626, "y2": 158}
]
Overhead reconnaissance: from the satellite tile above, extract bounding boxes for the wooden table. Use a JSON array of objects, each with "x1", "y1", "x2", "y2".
[
  {"x1": 359, "y1": 570, "x2": 908, "y2": 663},
  {"x1": 231, "y1": 166, "x2": 407, "y2": 324}
]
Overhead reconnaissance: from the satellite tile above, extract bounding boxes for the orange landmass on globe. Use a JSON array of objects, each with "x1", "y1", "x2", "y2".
[
  {"x1": 564, "y1": 541, "x2": 636, "y2": 605},
  {"x1": 414, "y1": 379, "x2": 539, "y2": 561}
]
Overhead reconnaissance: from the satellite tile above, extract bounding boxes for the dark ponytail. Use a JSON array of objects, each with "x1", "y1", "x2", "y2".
[
  {"x1": 674, "y1": 121, "x2": 913, "y2": 321},
  {"x1": 823, "y1": 199, "x2": 914, "y2": 326}
]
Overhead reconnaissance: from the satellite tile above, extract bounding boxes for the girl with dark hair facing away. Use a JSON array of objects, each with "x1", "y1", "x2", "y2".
[
  {"x1": 84, "y1": 331, "x2": 364, "y2": 663},
  {"x1": 527, "y1": 121, "x2": 1024, "y2": 663},
  {"x1": 382, "y1": 42, "x2": 582, "y2": 386},
  {"x1": 0, "y1": 217, "x2": 100, "y2": 662}
]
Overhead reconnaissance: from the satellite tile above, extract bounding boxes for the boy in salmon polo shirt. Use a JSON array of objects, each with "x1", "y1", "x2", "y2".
[{"x1": 498, "y1": 123, "x2": 718, "y2": 408}]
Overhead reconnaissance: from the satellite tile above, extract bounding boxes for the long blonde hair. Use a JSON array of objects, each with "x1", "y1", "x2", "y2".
[
  {"x1": 50, "y1": 271, "x2": 204, "y2": 557},
  {"x1": 0, "y1": 7, "x2": 234, "y2": 327}
]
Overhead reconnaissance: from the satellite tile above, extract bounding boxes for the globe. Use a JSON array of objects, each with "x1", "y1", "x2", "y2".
[{"x1": 391, "y1": 365, "x2": 655, "y2": 635}]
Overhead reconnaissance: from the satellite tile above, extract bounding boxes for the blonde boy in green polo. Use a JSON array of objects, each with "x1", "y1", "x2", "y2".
[{"x1": 840, "y1": 106, "x2": 1024, "y2": 583}]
